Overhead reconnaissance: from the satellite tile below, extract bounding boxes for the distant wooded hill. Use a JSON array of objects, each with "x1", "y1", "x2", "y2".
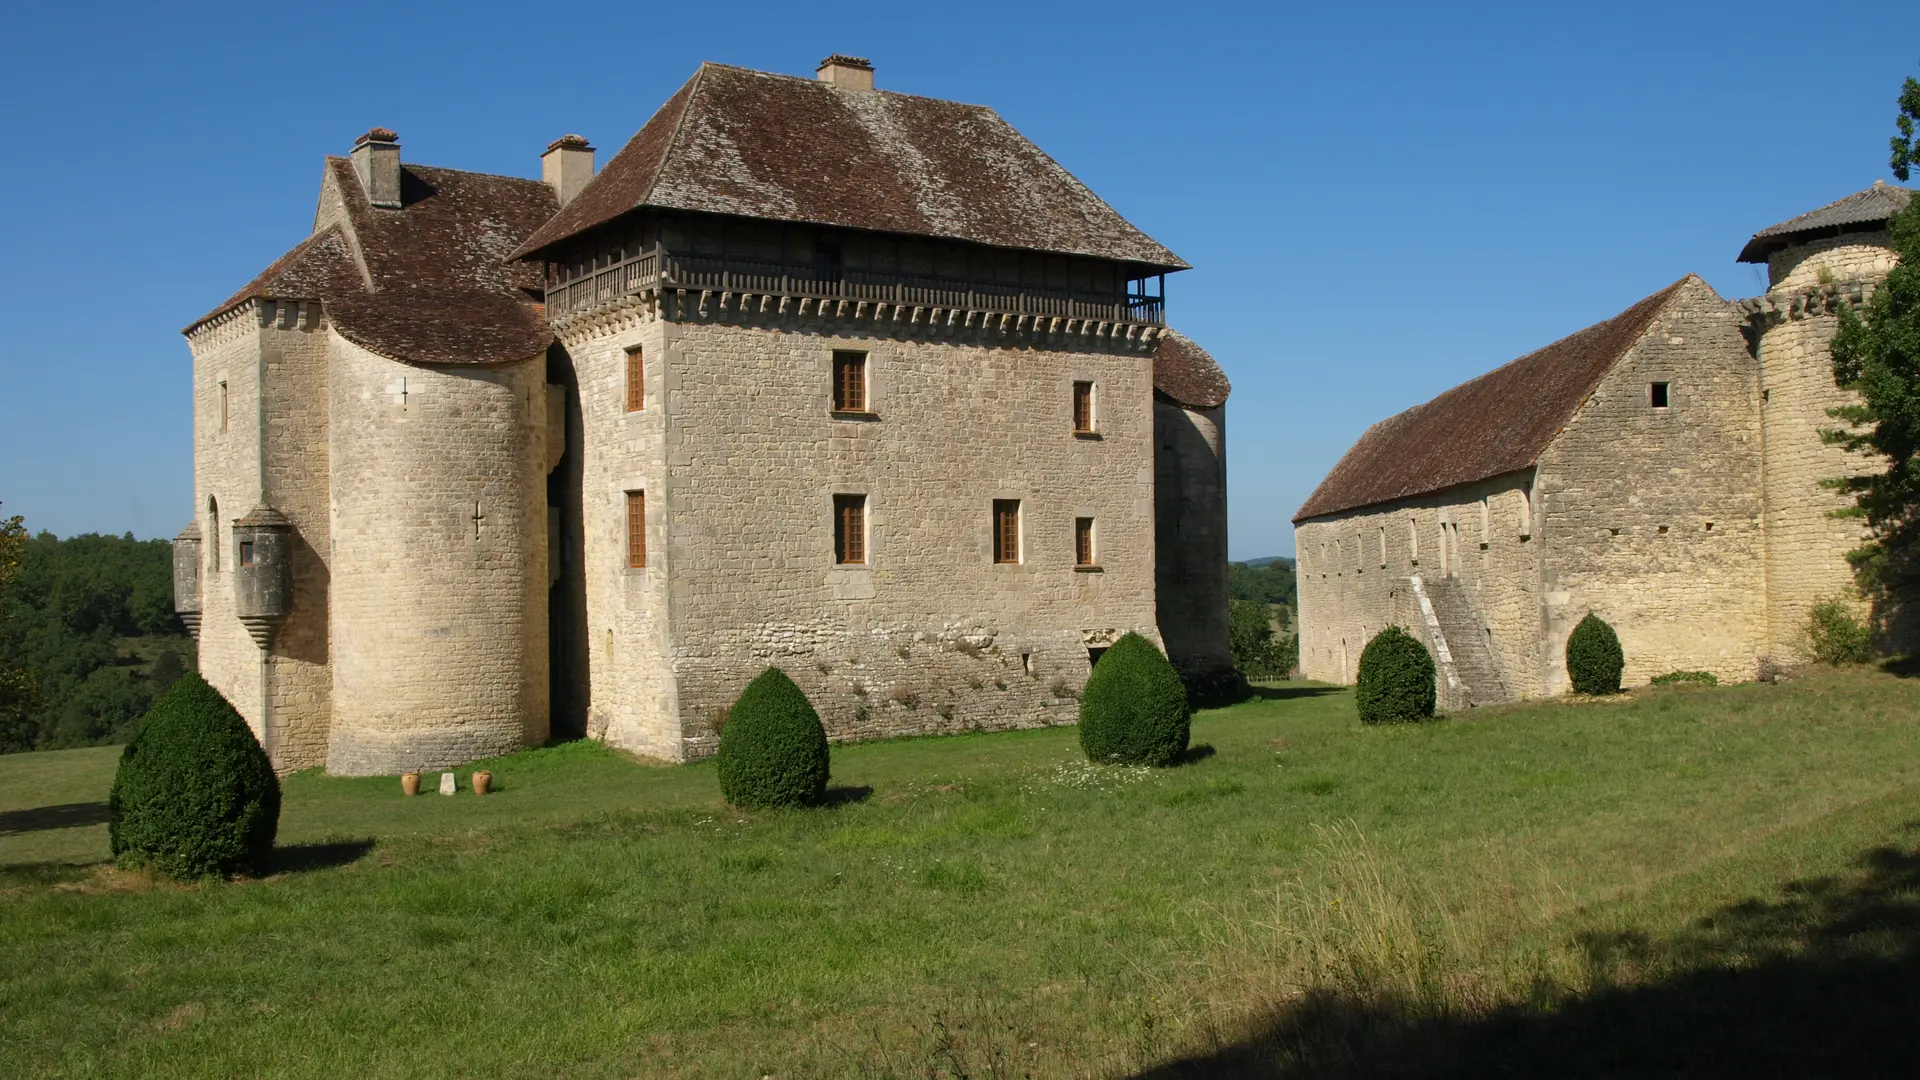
[
  {"x1": 0, "y1": 532, "x2": 193, "y2": 753},
  {"x1": 1228, "y1": 558, "x2": 1296, "y2": 609}
]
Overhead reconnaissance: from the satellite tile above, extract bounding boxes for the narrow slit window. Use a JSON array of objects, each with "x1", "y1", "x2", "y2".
[
  {"x1": 219, "y1": 381, "x2": 229, "y2": 434},
  {"x1": 625, "y1": 491, "x2": 646, "y2": 569},
  {"x1": 1650, "y1": 381, "x2": 1670, "y2": 408},
  {"x1": 833, "y1": 350, "x2": 868, "y2": 413},
  {"x1": 834, "y1": 494, "x2": 867, "y2": 565},
  {"x1": 1072, "y1": 381, "x2": 1095, "y2": 433},
  {"x1": 625, "y1": 346, "x2": 644, "y2": 412},
  {"x1": 993, "y1": 500, "x2": 1022, "y2": 564},
  {"x1": 1075, "y1": 517, "x2": 1095, "y2": 566}
]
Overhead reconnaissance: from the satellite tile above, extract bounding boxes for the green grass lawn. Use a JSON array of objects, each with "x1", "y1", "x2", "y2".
[{"x1": 4, "y1": 673, "x2": 1920, "y2": 1077}]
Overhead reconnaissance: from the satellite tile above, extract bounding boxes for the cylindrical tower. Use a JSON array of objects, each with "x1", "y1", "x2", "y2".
[
  {"x1": 325, "y1": 335, "x2": 551, "y2": 776},
  {"x1": 1739, "y1": 183, "x2": 1907, "y2": 659},
  {"x1": 1151, "y1": 330, "x2": 1238, "y2": 695}
]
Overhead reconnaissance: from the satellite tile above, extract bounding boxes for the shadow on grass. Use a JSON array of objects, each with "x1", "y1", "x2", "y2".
[
  {"x1": 822, "y1": 785, "x2": 875, "y2": 808},
  {"x1": 1136, "y1": 832, "x2": 1920, "y2": 1078},
  {"x1": 1880, "y1": 655, "x2": 1920, "y2": 678},
  {"x1": 1246, "y1": 685, "x2": 1344, "y2": 702},
  {"x1": 271, "y1": 839, "x2": 376, "y2": 874},
  {"x1": 0, "y1": 860, "x2": 105, "y2": 887},
  {"x1": 0, "y1": 801, "x2": 111, "y2": 836},
  {"x1": 1176, "y1": 744, "x2": 1218, "y2": 766}
]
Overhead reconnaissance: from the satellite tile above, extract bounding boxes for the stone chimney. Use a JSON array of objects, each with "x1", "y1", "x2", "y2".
[
  {"x1": 542, "y1": 134, "x2": 595, "y2": 207},
  {"x1": 816, "y1": 54, "x2": 874, "y2": 91},
  {"x1": 350, "y1": 128, "x2": 402, "y2": 209}
]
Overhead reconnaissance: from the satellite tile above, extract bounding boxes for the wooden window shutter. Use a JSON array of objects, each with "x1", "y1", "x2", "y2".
[
  {"x1": 834, "y1": 494, "x2": 866, "y2": 564},
  {"x1": 1073, "y1": 381, "x2": 1094, "y2": 432},
  {"x1": 993, "y1": 500, "x2": 1021, "y2": 564},
  {"x1": 626, "y1": 491, "x2": 646, "y2": 568},
  {"x1": 833, "y1": 351, "x2": 867, "y2": 413},
  {"x1": 1075, "y1": 518, "x2": 1094, "y2": 566},
  {"x1": 625, "y1": 347, "x2": 644, "y2": 412}
]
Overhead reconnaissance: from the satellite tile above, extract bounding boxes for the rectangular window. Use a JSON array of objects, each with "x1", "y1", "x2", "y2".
[
  {"x1": 1650, "y1": 381, "x2": 1670, "y2": 408},
  {"x1": 1075, "y1": 517, "x2": 1095, "y2": 566},
  {"x1": 1072, "y1": 381, "x2": 1095, "y2": 433},
  {"x1": 834, "y1": 494, "x2": 867, "y2": 565},
  {"x1": 238, "y1": 541, "x2": 254, "y2": 568},
  {"x1": 625, "y1": 491, "x2": 646, "y2": 568},
  {"x1": 832, "y1": 350, "x2": 868, "y2": 413},
  {"x1": 993, "y1": 500, "x2": 1022, "y2": 564},
  {"x1": 625, "y1": 346, "x2": 644, "y2": 412},
  {"x1": 219, "y1": 381, "x2": 229, "y2": 434}
]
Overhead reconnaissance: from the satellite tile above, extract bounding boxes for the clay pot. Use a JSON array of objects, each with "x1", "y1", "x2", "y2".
[
  {"x1": 401, "y1": 772, "x2": 421, "y2": 797},
  {"x1": 471, "y1": 770, "x2": 493, "y2": 796}
]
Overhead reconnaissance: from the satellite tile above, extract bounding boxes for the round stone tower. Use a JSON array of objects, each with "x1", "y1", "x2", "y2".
[
  {"x1": 1738, "y1": 182, "x2": 1910, "y2": 659},
  {"x1": 324, "y1": 335, "x2": 552, "y2": 776}
]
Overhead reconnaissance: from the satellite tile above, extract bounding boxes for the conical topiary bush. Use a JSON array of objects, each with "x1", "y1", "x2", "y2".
[
  {"x1": 109, "y1": 672, "x2": 280, "y2": 880},
  {"x1": 1078, "y1": 632, "x2": 1191, "y2": 766},
  {"x1": 716, "y1": 667, "x2": 830, "y2": 809},
  {"x1": 1566, "y1": 612, "x2": 1624, "y2": 694},
  {"x1": 1355, "y1": 626, "x2": 1436, "y2": 724}
]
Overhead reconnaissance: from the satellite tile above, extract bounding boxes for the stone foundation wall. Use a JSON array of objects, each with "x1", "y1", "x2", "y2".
[{"x1": 325, "y1": 333, "x2": 550, "y2": 775}]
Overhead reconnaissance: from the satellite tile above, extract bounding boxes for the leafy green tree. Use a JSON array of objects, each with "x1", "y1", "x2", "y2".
[
  {"x1": 1229, "y1": 599, "x2": 1293, "y2": 680},
  {"x1": 1227, "y1": 559, "x2": 1297, "y2": 607},
  {"x1": 0, "y1": 506, "x2": 36, "y2": 753},
  {"x1": 1826, "y1": 67, "x2": 1920, "y2": 609}
]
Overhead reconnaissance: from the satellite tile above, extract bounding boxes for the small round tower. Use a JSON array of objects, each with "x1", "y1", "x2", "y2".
[{"x1": 1739, "y1": 182, "x2": 1911, "y2": 659}]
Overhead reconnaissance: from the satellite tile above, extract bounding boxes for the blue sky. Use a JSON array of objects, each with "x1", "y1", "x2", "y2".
[{"x1": 0, "y1": 1, "x2": 1911, "y2": 559}]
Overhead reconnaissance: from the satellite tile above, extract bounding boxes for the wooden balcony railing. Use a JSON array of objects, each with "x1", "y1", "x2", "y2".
[{"x1": 545, "y1": 248, "x2": 1164, "y2": 326}]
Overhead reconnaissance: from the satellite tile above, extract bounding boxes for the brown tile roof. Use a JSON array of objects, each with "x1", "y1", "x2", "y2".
[
  {"x1": 1153, "y1": 329, "x2": 1230, "y2": 409},
  {"x1": 188, "y1": 158, "x2": 558, "y2": 366},
  {"x1": 510, "y1": 62, "x2": 1185, "y2": 269},
  {"x1": 1293, "y1": 277, "x2": 1696, "y2": 523},
  {"x1": 1737, "y1": 181, "x2": 1912, "y2": 263}
]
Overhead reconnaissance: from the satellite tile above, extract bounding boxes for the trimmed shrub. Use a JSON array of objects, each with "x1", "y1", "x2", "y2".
[
  {"x1": 1565, "y1": 613, "x2": 1625, "y2": 695},
  {"x1": 717, "y1": 667, "x2": 830, "y2": 809},
  {"x1": 1354, "y1": 626, "x2": 1435, "y2": 725},
  {"x1": 1079, "y1": 632, "x2": 1191, "y2": 766},
  {"x1": 1806, "y1": 597, "x2": 1875, "y2": 665},
  {"x1": 1650, "y1": 670, "x2": 1718, "y2": 687},
  {"x1": 109, "y1": 672, "x2": 280, "y2": 880}
]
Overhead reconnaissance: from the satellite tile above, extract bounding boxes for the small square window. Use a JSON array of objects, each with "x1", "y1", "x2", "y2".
[
  {"x1": 1072, "y1": 381, "x2": 1095, "y2": 433},
  {"x1": 834, "y1": 494, "x2": 867, "y2": 565},
  {"x1": 625, "y1": 346, "x2": 644, "y2": 412},
  {"x1": 992, "y1": 500, "x2": 1022, "y2": 564},
  {"x1": 832, "y1": 350, "x2": 868, "y2": 413},
  {"x1": 1650, "y1": 382, "x2": 1670, "y2": 408},
  {"x1": 1075, "y1": 517, "x2": 1096, "y2": 566}
]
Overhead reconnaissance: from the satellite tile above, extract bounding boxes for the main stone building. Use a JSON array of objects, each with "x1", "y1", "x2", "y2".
[
  {"x1": 1295, "y1": 182, "x2": 1909, "y2": 705},
  {"x1": 176, "y1": 57, "x2": 1233, "y2": 774}
]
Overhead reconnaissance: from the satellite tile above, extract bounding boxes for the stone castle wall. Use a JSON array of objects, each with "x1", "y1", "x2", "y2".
[
  {"x1": 565, "y1": 306, "x2": 1163, "y2": 761},
  {"x1": 1154, "y1": 400, "x2": 1234, "y2": 682},
  {"x1": 324, "y1": 333, "x2": 551, "y2": 775},
  {"x1": 1295, "y1": 473, "x2": 1541, "y2": 693},
  {"x1": 1534, "y1": 278, "x2": 1766, "y2": 689},
  {"x1": 1766, "y1": 234, "x2": 1899, "y2": 291}
]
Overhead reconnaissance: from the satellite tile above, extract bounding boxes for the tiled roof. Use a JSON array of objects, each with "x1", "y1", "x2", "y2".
[
  {"x1": 189, "y1": 158, "x2": 558, "y2": 366},
  {"x1": 1293, "y1": 277, "x2": 1695, "y2": 523},
  {"x1": 1736, "y1": 181, "x2": 1912, "y2": 263},
  {"x1": 1153, "y1": 329, "x2": 1230, "y2": 409},
  {"x1": 510, "y1": 62, "x2": 1184, "y2": 268}
]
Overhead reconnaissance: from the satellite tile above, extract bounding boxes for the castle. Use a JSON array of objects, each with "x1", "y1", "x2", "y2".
[
  {"x1": 173, "y1": 56, "x2": 1233, "y2": 775},
  {"x1": 1295, "y1": 182, "x2": 1910, "y2": 705}
]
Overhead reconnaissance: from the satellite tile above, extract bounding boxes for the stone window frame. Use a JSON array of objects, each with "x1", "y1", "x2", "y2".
[
  {"x1": 992, "y1": 499, "x2": 1023, "y2": 565},
  {"x1": 1649, "y1": 381, "x2": 1671, "y2": 409},
  {"x1": 834, "y1": 493, "x2": 868, "y2": 566},
  {"x1": 207, "y1": 496, "x2": 220, "y2": 577},
  {"x1": 1073, "y1": 516, "x2": 1099, "y2": 570},
  {"x1": 625, "y1": 490, "x2": 647, "y2": 569},
  {"x1": 831, "y1": 349, "x2": 871, "y2": 416},
  {"x1": 1072, "y1": 380, "x2": 1098, "y2": 436},
  {"x1": 219, "y1": 379, "x2": 229, "y2": 434}
]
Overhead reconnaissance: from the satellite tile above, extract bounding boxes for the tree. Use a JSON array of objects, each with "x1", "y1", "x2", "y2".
[
  {"x1": 1229, "y1": 598, "x2": 1293, "y2": 680},
  {"x1": 0, "y1": 506, "x2": 35, "y2": 753},
  {"x1": 1826, "y1": 67, "x2": 1920, "y2": 612}
]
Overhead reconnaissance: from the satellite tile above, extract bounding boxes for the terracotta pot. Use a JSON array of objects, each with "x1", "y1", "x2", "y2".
[
  {"x1": 472, "y1": 770, "x2": 493, "y2": 796},
  {"x1": 401, "y1": 772, "x2": 421, "y2": 797}
]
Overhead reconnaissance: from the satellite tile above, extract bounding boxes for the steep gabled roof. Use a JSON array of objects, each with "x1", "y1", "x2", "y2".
[
  {"x1": 188, "y1": 158, "x2": 558, "y2": 366},
  {"x1": 1293, "y1": 278, "x2": 1694, "y2": 523},
  {"x1": 1153, "y1": 329, "x2": 1230, "y2": 409},
  {"x1": 510, "y1": 62, "x2": 1185, "y2": 268},
  {"x1": 1737, "y1": 181, "x2": 1912, "y2": 263}
]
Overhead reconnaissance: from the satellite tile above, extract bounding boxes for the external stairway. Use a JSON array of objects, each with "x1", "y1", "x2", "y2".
[{"x1": 1412, "y1": 575, "x2": 1513, "y2": 709}]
